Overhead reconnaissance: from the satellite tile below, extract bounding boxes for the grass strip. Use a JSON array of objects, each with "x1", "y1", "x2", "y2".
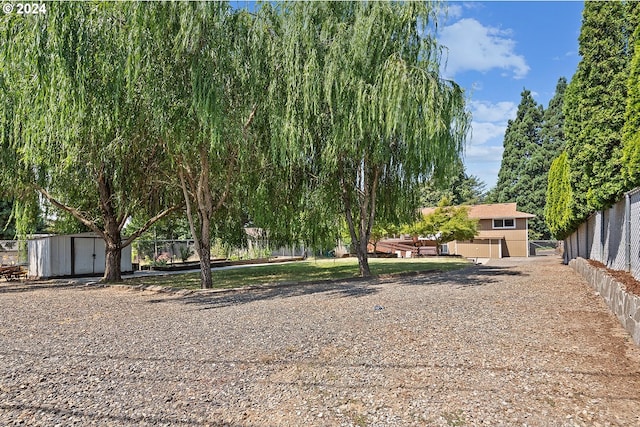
[{"x1": 123, "y1": 257, "x2": 470, "y2": 290}]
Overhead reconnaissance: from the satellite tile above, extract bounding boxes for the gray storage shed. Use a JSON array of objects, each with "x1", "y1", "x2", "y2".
[{"x1": 28, "y1": 233, "x2": 132, "y2": 279}]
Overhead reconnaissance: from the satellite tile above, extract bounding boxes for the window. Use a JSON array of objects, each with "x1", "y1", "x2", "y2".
[{"x1": 493, "y1": 218, "x2": 515, "y2": 229}]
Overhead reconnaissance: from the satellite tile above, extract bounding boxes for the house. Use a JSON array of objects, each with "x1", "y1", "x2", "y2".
[
  {"x1": 28, "y1": 232, "x2": 133, "y2": 279},
  {"x1": 421, "y1": 203, "x2": 535, "y2": 258}
]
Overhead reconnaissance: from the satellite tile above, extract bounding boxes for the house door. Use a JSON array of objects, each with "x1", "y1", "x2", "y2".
[{"x1": 72, "y1": 238, "x2": 104, "y2": 275}]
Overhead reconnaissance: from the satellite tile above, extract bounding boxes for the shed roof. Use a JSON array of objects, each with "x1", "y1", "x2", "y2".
[{"x1": 421, "y1": 202, "x2": 535, "y2": 220}]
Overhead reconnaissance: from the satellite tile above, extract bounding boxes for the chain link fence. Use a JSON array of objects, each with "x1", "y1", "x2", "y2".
[
  {"x1": 132, "y1": 237, "x2": 307, "y2": 268},
  {"x1": 0, "y1": 240, "x2": 27, "y2": 265},
  {"x1": 631, "y1": 190, "x2": 640, "y2": 279},
  {"x1": 564, "y1": 187, "x2": 640, "y2": 280}
]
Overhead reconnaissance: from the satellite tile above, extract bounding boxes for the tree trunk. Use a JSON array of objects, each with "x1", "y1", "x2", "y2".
[
  {"x1": 103, "y1": 238, "x2": 122, "y2": 282},
  {"x1": 340, "y1": 163, "x2": 377, "y2": 278},
  {"x1": 356, "y1": 236, "x2": 371, "y2": 277},
  {"x1": 99, "y1": 169, "x2": 124, "y2": 283},
  {"x1": 102, "y1": 208, "x2": 123, "y2": 283},
  {"x1": 178, "y1": 164, "x2": 215, "y2": 289},
  {"x1": 198, "y1": 236, "x2": 213, "y2": 289}
]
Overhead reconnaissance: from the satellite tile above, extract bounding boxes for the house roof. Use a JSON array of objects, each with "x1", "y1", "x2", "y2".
[{"x1": 421, "y1": 202, "x2": 535, "y2": 220}]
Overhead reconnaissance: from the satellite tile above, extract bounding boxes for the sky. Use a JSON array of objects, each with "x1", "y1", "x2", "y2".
[{"x1": 437, "y1": 1, "x2": 584, "y2": 189}]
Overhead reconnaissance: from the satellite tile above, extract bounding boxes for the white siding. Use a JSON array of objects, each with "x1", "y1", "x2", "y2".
[{"x1": 28, "y1": 234, "x2": 133, "y2": 279}]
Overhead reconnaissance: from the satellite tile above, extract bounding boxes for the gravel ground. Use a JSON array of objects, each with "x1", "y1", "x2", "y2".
[{"x1": 2, "y1": 254, "x2": 640, "y2": 426}]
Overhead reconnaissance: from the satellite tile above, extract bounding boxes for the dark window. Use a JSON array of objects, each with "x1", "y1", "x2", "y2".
[{"x1": 493, "y1": 218, "x2": 516, "y2": 229}]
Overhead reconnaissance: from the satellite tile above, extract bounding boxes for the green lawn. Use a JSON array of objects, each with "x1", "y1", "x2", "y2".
[{"x1": 123, "y1": 257, "x2": 470, "y2": 290}]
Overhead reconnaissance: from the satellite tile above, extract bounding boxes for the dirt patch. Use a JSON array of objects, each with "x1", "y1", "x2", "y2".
[{"x1": 587, "y1": 259, "x2": 640, "y2": 297}]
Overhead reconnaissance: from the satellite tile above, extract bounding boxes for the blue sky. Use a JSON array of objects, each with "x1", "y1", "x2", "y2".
[{"x1": 438, "y1": 1, "x2": 584, "y2": 189}]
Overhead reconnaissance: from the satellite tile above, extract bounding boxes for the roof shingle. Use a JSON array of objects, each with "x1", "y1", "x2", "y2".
[{"x1": 420, "y1": 203, "x2": 535, "y2": 219}]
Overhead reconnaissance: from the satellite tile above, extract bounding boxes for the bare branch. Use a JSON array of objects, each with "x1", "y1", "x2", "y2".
[
  {"x1": 242, "y1": 103, "x2": 259, "y2": 141},
  {"x1": 35, "y1": 185, "x2": 105, "y2": 240},
  {"x1": 122, "y1": 204, "x2": 183, "y2": 248}
]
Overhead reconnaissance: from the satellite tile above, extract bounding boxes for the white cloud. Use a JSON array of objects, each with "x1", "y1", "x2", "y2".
[
  {"x1": 439, "y1": 18, "x2": 529, "y2": 79},
  {"x1": 469, "y1": 100, "x2": 517, "y2": 123},
  {"x1": 467, "y1": 99, "x2": 516, "y2": 146},
  {"x1": 465, "y1": 144, "x2": 504, "y2": 163},
  {"x1": 464, "y1": 145, "x2": 504, "y2": 188},
  {"x1": 470, "y1": 121, "x2": 507, "y2": 145},
  {"x1": 461, "y1": 99, "x2": 517, "y2": 187}
]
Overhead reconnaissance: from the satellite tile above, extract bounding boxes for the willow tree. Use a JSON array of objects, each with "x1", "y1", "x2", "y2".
[
  {"x1": 129, "y1": 3, "x2": 275, "y2": 289},
  {"x1": 267, "y1": 2, "x2": 469, "y2": 276},
  {"x1": 0, "y1": 3, "x2": 180, "y2": 281}
]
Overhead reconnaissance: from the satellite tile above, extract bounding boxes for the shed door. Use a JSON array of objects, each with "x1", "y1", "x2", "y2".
[{"x1": 72, "y1": 238, "x2": 104, "y2": 275}]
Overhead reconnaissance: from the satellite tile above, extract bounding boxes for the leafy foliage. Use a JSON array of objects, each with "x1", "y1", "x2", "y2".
[
  {"x1": 622, "y1": 23, "x2": 640, "y2": 189},
  {"x1": 129, "y1": 3, "x2": 273, "y2": 288},
  {"x1": 419, "y1": 160, "x2": 486, "y2": 207},
  {"x1": 404, "y1": 199, "x2": 478, "y2": 254},
  {"x1": 563, "y1": 1, "x2": 639, "y2": 220},
  {"x1": 0, "y1": 3, "x2": 180, "y2": 281},
  {"x1": 1, "y1": 2, "x2": 469, "y2": 283},
  {"x1": 267, "y1": 1, "x2": 470, "y2": 276},
  {"x1": 369, "y1": 221, "x2": 401, "y2": 252},
  {"x1": 544, "y1": 152, "x2": 574, "y2": 240},
  {"x1": 0, "y1": 199, "x2": 15, "y2": 239},
  {"x1": 546, "y1": 2, "x2": 639, "y2": 239},
  {"x1": 541, "y1": 77, "x2": 568, "y2": 165}
]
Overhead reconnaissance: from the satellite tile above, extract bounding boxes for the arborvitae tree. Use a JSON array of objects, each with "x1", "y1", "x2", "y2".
[
  {"x1": 563, "y1": 1, "x2": 639, "y2": 222},
  {"x1": 545, "y1": 152, "x2": 574, "y2": 240},
  {"x1": 494, "y1": 89, "x2": 547, "y2": 238},
  {"x1": 622, "y1": 23, "x2": 640, "y2": 188}
]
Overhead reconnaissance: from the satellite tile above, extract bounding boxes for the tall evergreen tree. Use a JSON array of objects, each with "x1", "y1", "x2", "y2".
[
  {"x1": 494, "y1": 89, "x2": 547, "y2": 238},
  {"x1": 563, "y1": 1, "x2": 639, "y2": 221},
  {"x1": 541, "y1": 77, "x2": 568, "y2": 165},
  {"x1": 622, "y1": 22, "x2": 640, "y2": 188},
  {"x1": 536, "y1": 77, "x2": 568, "y2": 239},
  {"x1": 495, "y1": 90, "x2": 543, "y2": 202}
]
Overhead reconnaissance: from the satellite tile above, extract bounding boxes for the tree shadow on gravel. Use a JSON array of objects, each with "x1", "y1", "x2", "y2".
[
  {"x1": 0, "y1": 280, "x2": 99, "y2": 294},
  {"x1": 151, "y1": 264, "x2": 527, "y2": 310},
  {"x1": 398, "y1": 264, "x2": 528, "y2": 288},
  {"x1": 0, "y1": 402, "x2": 233, "y2": 427},
  {"x1": 171, "y1": 278, "x2": 382, "y2": 310}
]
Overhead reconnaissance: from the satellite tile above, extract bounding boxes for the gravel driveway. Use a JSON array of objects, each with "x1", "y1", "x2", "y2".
[{"x1": 2, "y1": 254, "x2": 640, "y2": 426}]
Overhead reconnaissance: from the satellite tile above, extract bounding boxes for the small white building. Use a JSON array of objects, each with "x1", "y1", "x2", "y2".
[{"x1": 28, "y1": 233, "x2": 132, "y2": 279}]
